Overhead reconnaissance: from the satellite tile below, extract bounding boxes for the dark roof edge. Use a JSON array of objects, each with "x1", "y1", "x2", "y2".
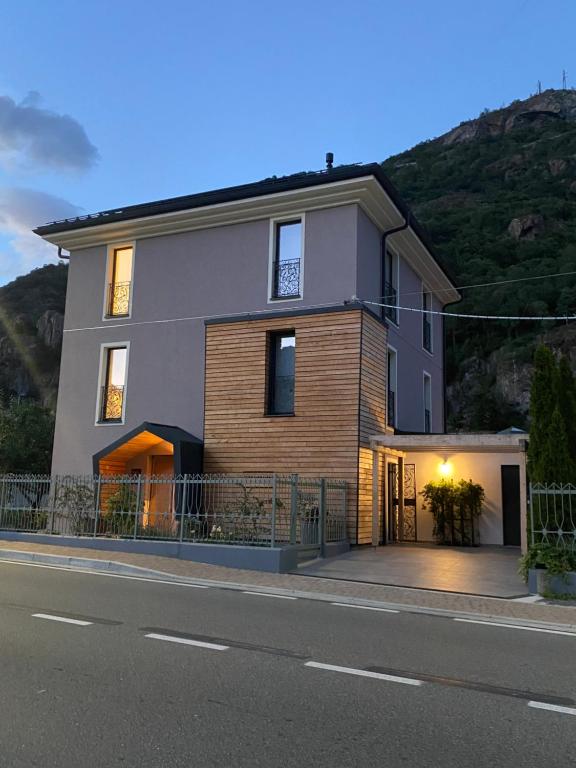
[{"x1": 204, "y1": 301, "x2": 385, "y2": 327}]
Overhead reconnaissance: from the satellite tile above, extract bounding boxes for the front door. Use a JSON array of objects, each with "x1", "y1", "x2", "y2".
[{"x1": 501, "y1": 465, "x2": 521, "y2": 546}]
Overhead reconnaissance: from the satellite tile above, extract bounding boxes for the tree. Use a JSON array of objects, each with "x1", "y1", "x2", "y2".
[
  {"x1": 556, "y1": 355, "x2": 576, "y2": 460},
  {"x1": 0, "y1": 398, "x2": 55, "y2": 474},
  {"x1": 528, "y1": 346, "x2": 557, "y2": 482}
]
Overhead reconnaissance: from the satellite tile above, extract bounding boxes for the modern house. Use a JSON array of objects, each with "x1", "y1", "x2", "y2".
[{"x1": 34, "y1": 162, "x2": 527, "y2": 548}]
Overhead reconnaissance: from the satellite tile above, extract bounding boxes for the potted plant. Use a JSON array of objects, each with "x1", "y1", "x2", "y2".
[{"x1": 519, "y1": 544, "x2": 576, "y2": 597}]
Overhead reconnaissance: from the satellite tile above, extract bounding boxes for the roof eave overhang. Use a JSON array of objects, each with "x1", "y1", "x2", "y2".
[{"x1": 37, "y1": 176, "x2": 460, "y2": 303}]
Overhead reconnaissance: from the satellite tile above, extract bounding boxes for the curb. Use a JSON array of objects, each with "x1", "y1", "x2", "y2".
[{"x1": 1, "y1": 548, "x2": 576, "y2": 634}]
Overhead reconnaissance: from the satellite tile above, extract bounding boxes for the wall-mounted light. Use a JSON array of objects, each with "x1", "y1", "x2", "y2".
[{"x1": 439, "y1": 459, "x2": 453, "y2": 477}]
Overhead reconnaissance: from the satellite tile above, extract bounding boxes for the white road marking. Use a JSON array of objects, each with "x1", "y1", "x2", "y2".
[
  {"x1": 528, "y1": 701, "x2": 576, "y2": 716},
  {"x1": 331, "y1": 603, "x2": 399, "y2": 613},
  {"x1": 0, "y1": 559, "x2": 209, "y2": 588},
  {"x1": 242, "y1": 591, "x2": 297, "y2": 600},
  {"x1": 32, "y1": 613, "x2": 92, "y2": 626},
  {"x1": 145, "y1": 633, "x2": 228, "y2": 650},
  {"x1": 454, "y1": 618, "x2": 576, "y2": 637},
  {"x1": 305, "y1": 661, "x2": 423, "y2": 686}
]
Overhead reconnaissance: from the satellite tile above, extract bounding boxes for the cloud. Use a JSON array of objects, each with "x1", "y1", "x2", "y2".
[
  {"x1": 0, "y1": 92, "x2": 99, "y2": 172},
  {"x1": 0, "y1": 187, "x2": 81, "y2": 283}
]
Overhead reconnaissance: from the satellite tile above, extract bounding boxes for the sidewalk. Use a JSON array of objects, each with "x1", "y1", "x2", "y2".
[{"x1": 1, "y1": 539, "x2": 575, "y2": 628}]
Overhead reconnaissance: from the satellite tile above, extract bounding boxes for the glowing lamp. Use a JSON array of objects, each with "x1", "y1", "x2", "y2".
[{"x1": 439, "y1": 460, "x2": 453, "y2": 477}]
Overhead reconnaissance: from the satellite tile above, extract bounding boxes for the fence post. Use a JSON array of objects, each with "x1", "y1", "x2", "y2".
[
  {"x1": 529, "y1": 483, "x2": 534, "y2": 546},
  {"x1": 271, "y1": 474, "x2": 277, "y2": 549},
  {"x1": 180, "y1": 474, "x2": 188, "y2": 543},
  {"x1": 290, "y1": 474, "x2": 298, "y2": 545},
  {"x1": 319, "y1": 478, "x2": 326, "y2": 558},
  {"x1": 134, "y1": 475, "x2": 142, "y2": 540},
  {"x1": 93, "y1": 476, "x2": 101, "y2": 537}
]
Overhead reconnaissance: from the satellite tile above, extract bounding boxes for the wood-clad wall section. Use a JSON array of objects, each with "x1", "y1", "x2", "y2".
[
  {"x1": 357, "y1": 312, "x2": 388, "y2": 544},
  {"x1": 203, "y1": 309, "x2": 363, "y2": 539}
]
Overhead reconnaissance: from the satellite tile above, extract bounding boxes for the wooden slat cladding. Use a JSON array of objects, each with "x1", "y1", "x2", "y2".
[
  {"x1": 203, "y1": 310, "x2": 363, "y2": 538},
  {"x1": 357, "y1": 312, "x2": 388, "y2": 544}
]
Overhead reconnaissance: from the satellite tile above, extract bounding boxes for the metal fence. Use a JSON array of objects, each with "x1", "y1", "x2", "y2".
[
  {"x1": 0, "y1": 474, "x2": 347, "y2": 552},
  {"x1": 529, "y1": 483, "x2": 576, "y2": 551}
]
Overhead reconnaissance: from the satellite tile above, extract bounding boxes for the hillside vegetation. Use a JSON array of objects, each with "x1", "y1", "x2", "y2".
[{"x1": 382, "y1": 89, "x2": 576, "y2": 430}]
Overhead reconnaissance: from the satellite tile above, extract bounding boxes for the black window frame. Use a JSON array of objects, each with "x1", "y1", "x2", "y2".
[
  {"x1": 382, "y1": 247, "x2": 398, "y2": 326},
  {"x1": 271, "y1": 220, "x2": 302, "y2": 300},
  {"x1": 422, "y1": 289, "x2": 432, "y2": 353},
  {"x1": 267, "y1": 330, "x2": 296, "y2": 416}
]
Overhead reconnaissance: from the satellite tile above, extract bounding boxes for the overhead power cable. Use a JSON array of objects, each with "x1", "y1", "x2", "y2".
[
  {"x1": 361, "y1": 299, "x2": 576, "y2": 323},
  {"x1": 375, "y1": 269, "x2": 576, "y2": 302}
]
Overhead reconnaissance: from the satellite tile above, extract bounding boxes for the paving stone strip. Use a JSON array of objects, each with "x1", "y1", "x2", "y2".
[{"x1": 0, "y1": 540, "x2": 575, "y2": 626}]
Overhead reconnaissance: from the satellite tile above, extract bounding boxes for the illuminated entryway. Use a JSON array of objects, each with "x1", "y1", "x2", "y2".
[{"x1": 369, "y1": 433, "x2": 529, "y2": 550}]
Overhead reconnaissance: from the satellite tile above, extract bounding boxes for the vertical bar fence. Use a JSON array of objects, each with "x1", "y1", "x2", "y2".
[{"x1": 0, "y1": 474, "x2": 348, "y2": 554}]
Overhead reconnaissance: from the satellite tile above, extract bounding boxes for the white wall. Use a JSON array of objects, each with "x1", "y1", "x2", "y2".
[{"x1": 404, "y1": 450, "x2": 527, "y2": 547}]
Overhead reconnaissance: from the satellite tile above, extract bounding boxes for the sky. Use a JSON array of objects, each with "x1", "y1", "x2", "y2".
[{"x1": 0, "y1": 0, "x2": 574, "y2": 284}]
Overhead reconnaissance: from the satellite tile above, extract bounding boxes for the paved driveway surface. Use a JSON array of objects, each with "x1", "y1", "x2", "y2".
[{"x1": 297, "y1": 544, "x2": 526, "y2": 598}]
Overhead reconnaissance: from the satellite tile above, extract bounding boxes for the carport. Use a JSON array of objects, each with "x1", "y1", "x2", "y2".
[{"x1": 368, "y1": 432, "x2": 529, "y2": 552}]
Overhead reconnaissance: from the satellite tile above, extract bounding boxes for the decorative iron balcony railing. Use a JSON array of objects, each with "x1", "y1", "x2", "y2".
[
  {"x1": 273, "y1": 258, "x2": 301, "y2": 299},
  {"x1": 387, "y1": 390, "x2": 396, "y2": 428},
  {"x1": 383, "y1": 281, "x2": 397, "y2": 324},
  {"x1": 100, "y1": 385, "x2": 125, "y2": 422},
  {"x1": 106, "y1": 281, "x2": 131, "y2": 317},
  {"x1": 424, "y1": 408, "x2": 431, "y2": 433}
]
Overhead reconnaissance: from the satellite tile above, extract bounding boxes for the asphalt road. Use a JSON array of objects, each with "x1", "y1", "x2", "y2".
[{"x1": 0, "y1": 561, "x2": 574, "y2": 768}]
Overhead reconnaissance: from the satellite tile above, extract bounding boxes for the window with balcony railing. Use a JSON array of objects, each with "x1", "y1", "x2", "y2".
[
  {"x1": 271, "y1": 220, "x2": 302, "y2": 299},
  {"x1": 106, "y1": 246, "x2": 133, "y2": 317},
  {"x1": 387, "y1": 389, "x2": 396, "y2": 427},
  {"x1": 423, "y1": 289, "x2": 432, "y2": 352},
  {"x1": 424, "y1": 373, "x2": 432, "y2": 433},
  {"x1": 99, "y1": 346, "x2": 127, "y2": 423},
  {"x1": 382, "y1": 248, "x2": 398, "y2": 325},
  {"x1": 387, "y1": 346, "x2": 397, "y2": 429}
]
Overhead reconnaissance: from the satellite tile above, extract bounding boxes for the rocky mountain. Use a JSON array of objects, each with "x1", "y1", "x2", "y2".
[
  {"x1": 382, "y1": 88, "x2": 576, "y2": 430},
  {"x1": 0, "y1": 264, "x2": 67, "y2": 409}
]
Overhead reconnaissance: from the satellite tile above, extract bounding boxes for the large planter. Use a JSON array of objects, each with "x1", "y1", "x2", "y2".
[{"x1": 528, "y1": 567, "x2": 576, "y2": 596}]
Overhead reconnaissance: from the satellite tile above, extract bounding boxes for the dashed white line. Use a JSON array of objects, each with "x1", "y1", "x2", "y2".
[
  {"x1": 331, "y1": 603, "x2": 399, "y2": 613},
  {"x1": 305, "y1": 661, "x2": 423, "y2": 686},
  {"x1": 145, "y1": 633, "x2": 228, "y2": 650},
  {"x1": 528, "y1": 701, "x2": 576, "y2": 716},
  {"x1": 32, "y1": 613, "x2": 92, "y2": 626},
  {"x1": 454, "y1": 618, "x2": 576, "y2": 637},
  {"x1": 242, "y1": 591, "x2": 297, "y2": 600}
]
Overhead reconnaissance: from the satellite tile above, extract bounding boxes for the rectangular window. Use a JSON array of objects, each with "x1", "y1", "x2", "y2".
[
  {"x1": 99, "y1": 346, "x2": 128, "y2": 422},
  {"x1": 422, "y1": 289, "x2": 433, "y2": 353},
  {"x1": 106, "y1": 246, "x2": 133, "y2": 317},
  {"x1": 387, "y1": 347, "x2": 397, "y2": 428},
  {"x1": 271, "y1": 220, "x2": 302, "y2": 299},
  {"x1": 424, "y1": 373, "x2": 432, "y2": 433},
  {"x1": 267, "y1": 331, "x2": 296, "y2": 415},
  {"x1": 383, "y1": 248, "x2": 398, "y2": 325}
]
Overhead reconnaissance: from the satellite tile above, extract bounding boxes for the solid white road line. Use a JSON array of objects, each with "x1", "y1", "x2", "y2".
[
  {"x1": 305, "y1": 661, "x2": 423, "y2": 686},
  {"x1": 528, "y1": 701, "x2": 576, "y2": 716},
  {"x1": 145, "y1": 633, "x2": 229, "y2": 650},
  {"x1": 242, "y1": 591, "x2": 297, "y2": 600},
  {"x1": 32, "y1": 613, "x2": 92, "y2": 626},
  {"x1": 0, "y1": 559, "x2": 210, "y2": 588},
  {"x1": 454, "y1": 618, "x2": 576, "y2": 637},
  {"x1": 331, "y1": 603, "x2": 399, "y2": 613}
]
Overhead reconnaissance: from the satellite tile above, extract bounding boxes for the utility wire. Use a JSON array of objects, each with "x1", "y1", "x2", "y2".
[
  {"x1": 361, "y1": 299, "x2": 576, "y2": 323},
  {"x1": 375, "y1": 269, "x2": 576, "y2": 302}
]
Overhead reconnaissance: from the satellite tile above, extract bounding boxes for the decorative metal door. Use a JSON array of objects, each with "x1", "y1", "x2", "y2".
[
  {"x1": 401, "y1": 464, "x2": 417, "y2": 542},
  {"x1": 388, "y1": 463, "x2": 417, "y2": 543}
]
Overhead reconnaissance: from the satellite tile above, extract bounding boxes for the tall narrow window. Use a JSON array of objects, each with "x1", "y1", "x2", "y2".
[
  {"x1": 267, "y1": 332, "x2": 296, "y2": 414},
  {"x1": 383, "y1": 248, "x2": 398, "y2": 324},
  {"x1": 387, "y1": 347, "x2": 397, "y2": 428},
  {"x1": 272, "y1": 221, "x2": 302, "y2": 299},
  {"x1": 422, "y1": 289, "x2": 433, "y2": 352},
  {"x1": 99, "y1": 346, "x2": 128, "y2": 422},
  {"x1": 424, "y1": 373, "x2": 432, "y2": 433},
  {"x1": 107, "y1": 246, "x2": 133, "y2": 317}
]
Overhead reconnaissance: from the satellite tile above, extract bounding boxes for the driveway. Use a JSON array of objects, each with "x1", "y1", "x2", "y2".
[{"x1": 296, "y1": 544, "x2": 527, "y2": 598}]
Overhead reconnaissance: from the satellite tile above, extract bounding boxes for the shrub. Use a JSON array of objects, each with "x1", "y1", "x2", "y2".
[
  {"x1": 519, "y1": 543, "x2": 576, "y2": 582},
  {"x1": 421, "y1": 479, "x2": 485, "y2": 545}
]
